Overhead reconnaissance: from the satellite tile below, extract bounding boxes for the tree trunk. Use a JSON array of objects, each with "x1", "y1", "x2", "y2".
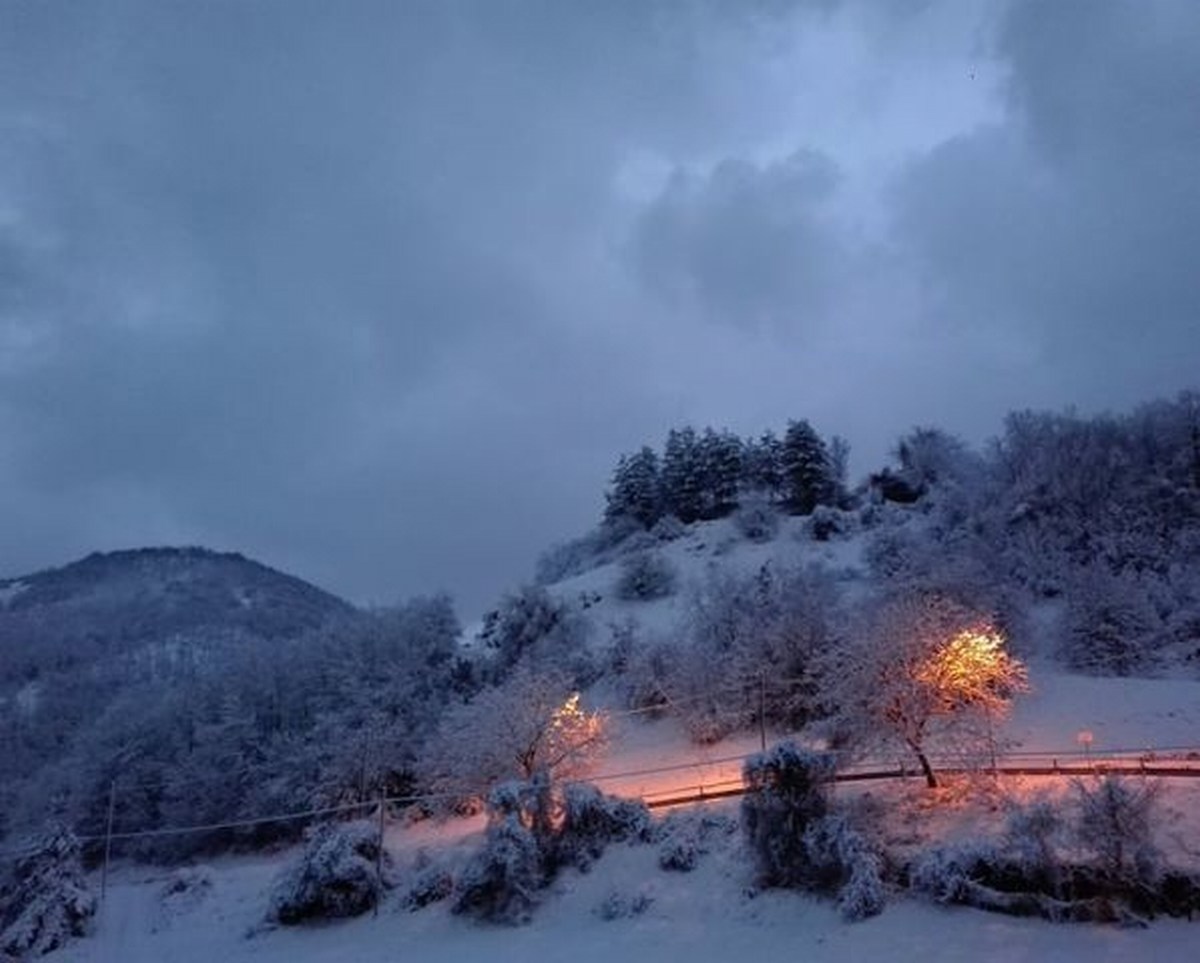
[{"x1": 914, "y1": 748, "x2": 938, "y2": 788}]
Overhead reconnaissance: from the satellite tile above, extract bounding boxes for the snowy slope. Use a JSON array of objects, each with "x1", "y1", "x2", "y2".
[
  {"x1": 538, "y1": 515, "x2": 867, "y2": 644},
  {"x1": 35, "y1": 519, "x2": 1200, "y2": 960}
]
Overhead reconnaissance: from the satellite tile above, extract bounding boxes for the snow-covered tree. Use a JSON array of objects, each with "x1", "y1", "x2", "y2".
[
  {"x1": 661, "y1": 427, "x2": 705, "y2": 523},
  {"x1": 742, "y1": 430, "x2": 785, "y2": 501},
  {"x1": 835, "y1": 594, "x2": 1028, "y2": 787},
  {"x1": 417, "y1": 668, "x2": 607, "y2": 800},
  {"x1": 604, "y1": 446, "x2": 663, "y2": 529},
  {"x1": 742, "y1": 743, "x2": 834, "y2": 888},
  {"x1": 268, "y1": 821, "x2": 390, "y2": 925},
  {"x1": 781, "y1": 419, "x2": 833, "y2": 515},
  {"x1": 615, "y1": 550, "x2": 677, "y2": 601},
  {"x1": 0, "y1": 827, "x2": 95, "y2": 959},
  {"x1": 478, "y1": 585, "x2": 591, "y2": 682},
  {"x1": 697, "y1": 428, "x2": 742, "y2": 518}
]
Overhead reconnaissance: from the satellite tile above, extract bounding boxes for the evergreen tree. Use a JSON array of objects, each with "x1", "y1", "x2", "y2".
[
  {"x1": 698, "y1": 428, "x2": 742, "y2": 518},
  {"x1": 603, "y1": 447, "x2": 662, "y2": 528},
  {"x1": 661, "y1": 427, "x2": 704, "y2": 523},
  {"x1": 743, "y1": 431, "x2": 784, "y2": 502},
  {"x1": 781, "y1": 419, "x2": 833, "y2": 515}
]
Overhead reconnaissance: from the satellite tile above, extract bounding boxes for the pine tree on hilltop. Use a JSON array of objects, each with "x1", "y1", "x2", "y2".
[
  {"x1": 698, "y1": 428, "x2": 743, "y2": 519},
  {"x1": 662, "y1": 427, "x2": 705, "y2": 524},
  {"x1": 743, "y1": 431, "x2": 785, "y2": 502},
  {"x1": 781, "y1": 419, "x2": 834, "y2": 515},
  {"x1": 604, "y1": 447, "x2": 663, "y2": 529}
]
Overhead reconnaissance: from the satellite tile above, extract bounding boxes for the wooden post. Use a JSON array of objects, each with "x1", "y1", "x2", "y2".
[
  {"x1": 374, "y1": 788, "x2": 385, "y2": 918},
  {"x1": 758, "y1": 672, "x2": 766, "y2": 753},
  {"x1": 100, "y1": 780, "x2": 116, "y2": 904}
]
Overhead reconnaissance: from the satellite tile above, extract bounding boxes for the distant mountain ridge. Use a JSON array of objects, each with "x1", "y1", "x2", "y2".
[{"x1": 0, "y1": 546, "x2": 355, "y2": 688}]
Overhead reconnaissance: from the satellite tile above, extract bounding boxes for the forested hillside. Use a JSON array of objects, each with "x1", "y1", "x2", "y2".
[{"x1": 0, "y1": 549, "x2": 467, "y2": 856}]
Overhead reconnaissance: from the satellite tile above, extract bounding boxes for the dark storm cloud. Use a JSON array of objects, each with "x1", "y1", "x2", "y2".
[
  {"x1": 1, "y1": 0, "x2": 1197, "y2": 614},
  {"x1": 631, "y1": 150, "x2": 844, "y2": 330},
  {"x1": 892, "y1": 0, "x2": 1200, "y2": 409},
  {"x1": 0, "y1": 0, "x2": 827, "y2": 610}
]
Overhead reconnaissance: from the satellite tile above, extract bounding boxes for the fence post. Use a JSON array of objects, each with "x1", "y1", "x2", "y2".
[
  {"x1": 374, "y1": 787, "x2": 386, "y2": 918},
  {"x1": 100, "y1": 779, "x2": 116, "y2": 904}
]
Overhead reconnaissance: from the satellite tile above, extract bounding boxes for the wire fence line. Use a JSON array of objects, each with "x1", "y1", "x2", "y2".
[{"x1": 5, "y1": 739, "x2": 1199, "y2": 863}]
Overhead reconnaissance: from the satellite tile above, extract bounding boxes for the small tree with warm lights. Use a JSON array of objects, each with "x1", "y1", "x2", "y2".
[
  {"x1": 417, "y1": 667, "x2": 608, "y2": 804},
  {"x1": 837, "y1": 594, "x2": 1028, "y2": 788}
]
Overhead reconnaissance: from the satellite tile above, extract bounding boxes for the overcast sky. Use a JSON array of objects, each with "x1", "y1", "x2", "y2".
[{"x1": 2, "y1": 0, "x2": 1198, "y2": 615}]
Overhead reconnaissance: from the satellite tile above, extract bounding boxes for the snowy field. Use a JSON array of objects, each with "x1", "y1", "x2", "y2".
[{"x1": 50, "y1": 663, "x2": 1200, "y2": 963}]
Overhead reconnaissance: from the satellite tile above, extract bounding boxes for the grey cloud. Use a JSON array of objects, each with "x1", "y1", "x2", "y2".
[
  {"x1": 1, "y1": 0, "x2": 1196, "y2": 615},
  {"x1": 630, "y1": 150, "x2": 844, "y2": 330},
  {"x1": 890, "y1": 0, "x2": 1200, "y2": 407}
]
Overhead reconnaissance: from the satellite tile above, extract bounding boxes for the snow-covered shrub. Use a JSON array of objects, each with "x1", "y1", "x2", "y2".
[
  {"x1": 650, "y1": 514, "x2": 687, "y2": 543},
  {"x1": 658, "y1": 831, "x2": 699, "y2": 872},
  {"x1": 267, "y1": 821, "x2": 389, "y2": 925},
  {"x1": 1003, "y1": 799, "x2": 1065, "y2": 889},
  {"x1": 453, "y1": 785, "x2": 545, "y2": 925},
  {"x1": 404, "y1": 863, "x2": 454, "y2": 911},
  {"x1": 477, "y1": 585, "x2": 593, "y2": 683},
  {"x1": 1073, "y1": 776, "x2": 1162, "y2": 882},
  {"x1": 595, "y1": 888, "x2": 653, "y2": 921},
  {"x1": 734, "y1": 496, "x2": 780, "y2": 543},
  {"x1": 157, "y1": 866, "x2": 213, "y2": 923},
  {"x1": 908, "y1": 840, "x2": 1003, "y2": 905},
  {"x1": 535, "y1": 518, "x2": 642, "y2": 584},
  {"x1": 1061, "y1": 567, "x2": 1162, "y2": 676},
  {"x1": 801, "y1": 815, "x2": 885, "y2": 921},
  {"x1": 741, "y1": 743, "x2": 835, "y2": 888},
  {"x1": 807, "y1": 505, "x2": 851, "y2": 542},
  {"x1": 620, "y1": 639, "x2": 674, "y2": 717},
  {"x1": 554, "y1": 784, "x2": 650, "y2": 871},
  {"x1": 656, "y1": 812, "x2": 735, "y2": 873},
  {"x1": 0, "y1": 828, "x2": 96, "y2": 960},
  {"x1": 615, "y1": 551, "x2": 677, "y2": 602}
]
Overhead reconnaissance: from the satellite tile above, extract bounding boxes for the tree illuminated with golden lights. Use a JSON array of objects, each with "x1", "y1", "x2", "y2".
[{"x1": 844, "y1": 595, "x2": 1028, "y2": 788}]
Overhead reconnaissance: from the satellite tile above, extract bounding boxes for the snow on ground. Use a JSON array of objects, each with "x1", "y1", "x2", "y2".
[
  {"x1": 41, "y1": 523, "x2": 1200, "y2": 961},
  {"x1": 1007, "y1": 662, "x2": 1200, "y2": 757},
  {"x1": 51, "y1": 662, "x2": 1200, "y2": 963},
  {"x1": 542, "y1": 517, "x2": 867, "y2": 646},
  {"x1": 58, "y1": 796, "x2": 1199, "y2": 963}
]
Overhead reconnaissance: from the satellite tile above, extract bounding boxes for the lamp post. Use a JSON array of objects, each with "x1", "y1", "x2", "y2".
[{"x1": 1077, "y1": 729, "x2": 1094, "y2": 769}]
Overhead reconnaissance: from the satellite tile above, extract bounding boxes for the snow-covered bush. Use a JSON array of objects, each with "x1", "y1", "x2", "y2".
[
  {"x1": 801, "y1": 815, "x2": 885, "y2": 921},
  {"x1": 535, "y1": 518, "x2": 643, "y2": 584},
  {"x1": 453, "y1": 783, "x2": 546, "y2": 925},
  {"x1": 1073, "y1": 776, "x2": 1162, "y2": 882},
  {"x1": 615, "y1": 551, "x2": 677, "y2": 602},
  {"x1": 741, "y1": 743, "x2": 835, "y2": 888},
  {"x1": 657, "y1": 834, "x2": 698, "y2": 872},
  {"x1": 404, "y1": 860, "x2": 454, "y2": 911},
  {"x1": 477, "y1": 585, "x2": 593, "y2": 683},
  {"x1": 655, "y1": 812, "x2": 735, "y2": 873},
  {"x1": 157, "y1": 866, "x2": 213, "y2": 922},
  {"x1": 554, "y1": 783, "x2": 650, "y2": 871},
  {"x1": 267, "y1": 821, "x2": 389, "y2": 925},
  {"x1": 734, "y1": 496, "x2": 780, "y2": 543},
  {"x1": 1003, "y1": 798, "x2": 1065, "y2": 888},
  {"x1": 0, "y1": 828, "x2": 95, "y2": 959},
  {"x1": 595, "y1": 888, "x2": 654, "y2": 921},
  {"x1": 807, "y1": 505, "x2": 851, "y2": 542},
  {"x1": 1061, "y1": 566, "x2": 1162, "y2": 676},
  {"x1": 650, "y1": 514, "x2": 687, "y2": 543},
  {"x1": 908, "y1": 839, "x2": 1003, "y2": 905}
]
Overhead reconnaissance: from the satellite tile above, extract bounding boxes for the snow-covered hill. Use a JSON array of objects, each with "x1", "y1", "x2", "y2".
[
  {"x1": 24, "y1": 516, "x2": 1200, "y2": 961},
  {"x1": 43, "y1": 661, "x2": 1200, "y2": 963}
]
